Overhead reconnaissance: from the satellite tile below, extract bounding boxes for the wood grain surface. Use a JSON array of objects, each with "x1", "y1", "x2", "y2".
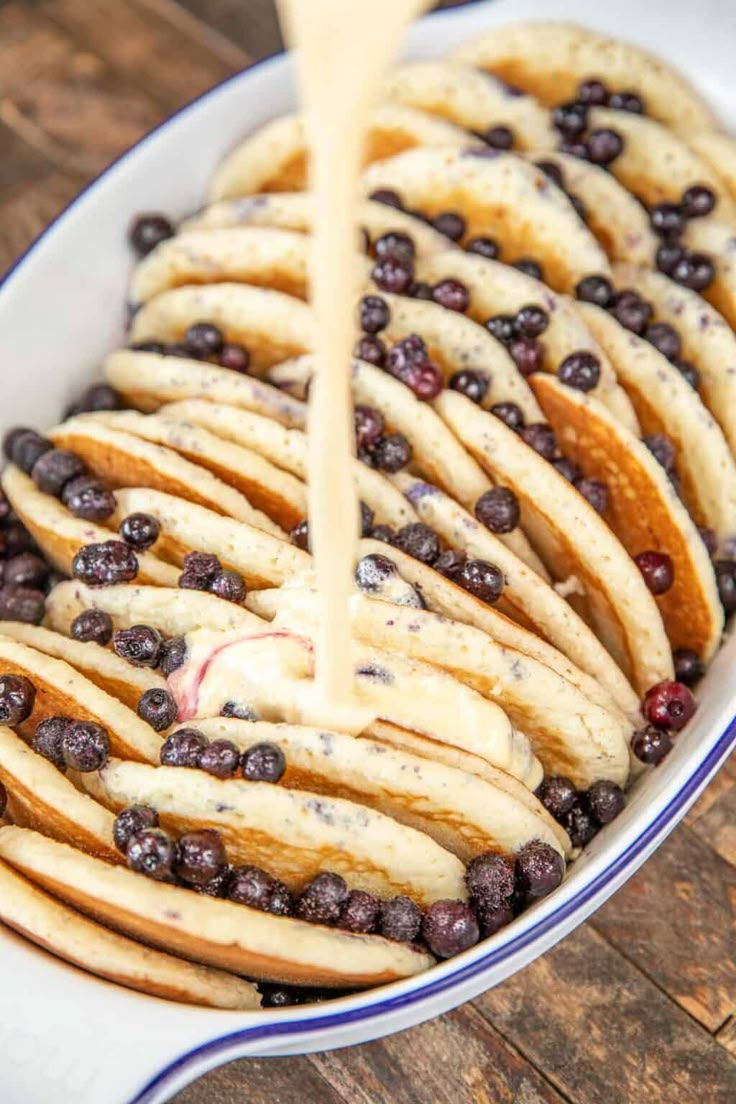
[{"x1": 0, "y1": 2, "x2": 734, "y2": 1101}]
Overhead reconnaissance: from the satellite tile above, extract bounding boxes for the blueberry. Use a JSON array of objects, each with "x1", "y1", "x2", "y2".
[
  {"x1": 422, "y1": 900, "x2": 479, "y2": 958},
  {"x1": 137, "y1": 688, "x2": 178, "y2": 731},
  {"x1": 113, "y1": 805, "x2": 159, "y2": 854},
  {"x1": 72, "y1": 541, "x2": 139, "y2": 587},
  {"x1": 585, "y1": 780, "x2": 625, "y2": 825},
  {"x1": 62, "y1": 720, "x2": 109, "y2": 772},
  {"x1": 515, "y1": 839, "x2": 565, "y2": 897},
  {"x1": 474, "y1": 487, "x2": 520, "y2": 534},
  {"x1": 359, "y1": 295, "x2": 391, "y2": 334},
  {"x1": 175, "y1": 829, "x2": 227, "y2": 886},
  {"x1": 113, "y1": 625, "x2": 162, "y2": 668},
  {"x1": 296, "y1": 872, "x2": 349, "y2": 925},
  {"x1": 0, "y1": 587, "x2": 46, "y2": 625},
  {"x1": 159, "y1": 636, "x2": 187, "y2": 677},
  {"x1": 62, "y1": 477, "x2": 117, "y2": 522},
  {"x1": 241, "y1": 742, "x2": 286, "y2": 783},
  {"x1": 536, "y1": 775, "x2": 576, "y2": 821},
  {"x1": 448, "y1": 369, "x2": 490, "y2": 404},
  {"x1": 126, "y1": 827, "x2": 175, "y2": 880},
  {"x1": 199, "y1": 738, "x2": 241, "y2": 779},
  {"x1": 119, "y1": 513, "x2": 161, "y2": 552},
  {"x1": 32, "y1": 449, "x2": 87, "y2": 497},
  {"x1": 32, "y1": 716, "x2": 70, "y2": 771},
  {"x1": 457, "y1": 559, "x2": 504, "y2": 604},
  {"x1": 0, "y1": 674, "x2": 36, "y2": 725},
  {"x1": 673, "y1": 647, "x2": 705, "y2": 687},
  {"x1": 337, "y1": 889, "x2": 380, "y2": 933},
  {"x1": 129, "y1": 213, "x2": 174, "y2": 256},
  {"x1": 393, "y1": 523, "x2": 440, "y2": 566},
  {"x1": 159, "y1": 727, "x2": 208, "y2": 768},
  {"x1": 378, "y1": 895, "x2": 422, "y2": 941},
  {"x1": 184, "y1": 322, "x2": 224, "y2": 359},
  {"x1": 466, "y1": 851, "x2": 515, "y2": 909}
]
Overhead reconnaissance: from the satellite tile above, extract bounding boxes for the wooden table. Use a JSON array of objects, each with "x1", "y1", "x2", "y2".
[{"x1": 0, "y1": 2, "x2": 734, "y2": 1100}]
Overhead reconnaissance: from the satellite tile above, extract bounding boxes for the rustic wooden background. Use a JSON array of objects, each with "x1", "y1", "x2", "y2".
[{"x1": 0, "y1": 1, "x2": 734, "y2": 1100}]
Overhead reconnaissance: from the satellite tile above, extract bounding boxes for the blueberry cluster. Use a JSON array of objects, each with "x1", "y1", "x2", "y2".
[
  {"x1": 129, "y1": 284, "x2": 251, "y2": 375},
  {"x1": 25, "y1": 697, "x2": 109, "y2": 777},
  {"x1": 649, "y1": 186, "x2": 717, "y2": 292},
  {"x1": 178, "y1": 550, "x2": 246, "y2": 604},
  {"x1": 575, "y1": 274, "x2": 700, "y2": 389},
  {"x1": 3, "y1": 426, "x2": 117, "y2": 531},
  {"x1": 536, "y1": 774, "x2": 626, "y2": 848},
  {"x1": 355, "y1": 526, "x2": 505, "y2": 606},
  {"x1": 485, "y1": 301, "x2": 550, "y2": 378},
  {"x1": 552, "y1": 77, "x2": 639, "y2": 166},
  {"x1": 159, "y1": 728, "x2": 285, "y2": 783}
]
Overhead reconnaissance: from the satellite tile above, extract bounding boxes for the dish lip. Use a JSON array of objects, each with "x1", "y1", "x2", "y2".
[{"x1": 0, "y1": 2, "x2": 735, "y2": 1101}]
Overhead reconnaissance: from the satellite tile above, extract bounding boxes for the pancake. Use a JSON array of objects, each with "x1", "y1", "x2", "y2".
[
  {"x1": 79, "y1": 759, "x2": 468, "y2": 906},
  {"x1": 0, "y1": 827, "x2": 433, "y2": 988},
  {"x1": 682, "y1": 217, "x2": 736, "y2": 332},
  {"x1": 529, "y1": 373, "x2": 723, "y2": 662},
  {"x1": 611, "y1": 263, "x2": 736, "y2": 457},
  {"x1": 586, "y1": 107, "x2": 735, "y2": 218},
  {"x1": 47, "y1": 580, "x2": 259, "y2": 639},
  {"x1": 0, "y1": 726, "x2": 118, "y2": 861},
  {"x1": 452, "y1": 21, "x2": 719, "y2": 138},
  {"x1": 521, "y1": 151, "x2": 657, "y2": 266},
  {"x1": 49, "y1": 416, "x2": 282, "y2": 535},
  {"x1": 386, "y1": 474, "x2": 639, "y2": 715},
  {"x1": 436, "y1": 388, "x2": 674, "y2": 693},
  {"x1": 148, "y1": 400, "x2": 417, "y2": 530},
  {"x1": 104, "y1": 349, "x2": 307, "y2": 425},
  {"x1": 689, "y1": 132, "x2": 736, "y2": 206},
  {"x1": 82, "y1": 409, "x2": 307, "y2": 532},
  {"x1": 208, "y1": 105, "x2": 474, "y2": 201},
  {"x1": 182, "y1": 193, "x2": 453, "y2": 255},
  {"x1": 0, "y1": 859, "x2": 261, "y2": 1009},
  {"x1": 130, "y1": 283, "x2": 314, "y2": 372},
  {"x1": 130, "y1": 226, "x2": 314, "y2": 306},
  {"x1": 109, "y1": 486, "x2": 309, "y2": 588},
  {"x1": 360, "y1": 146, "x2": 609, "y2": 293},
  {"x1": 577, "y1": 299, "x2": 736, "y2": 553},
  {"x1": 193, "y1": 717, "x2": 569, "y2": 858},
  {"x1": 0, "y1": 622, "x2": 166, "y2": 714},
  {"x1": 384, "y1": 59, "x2": 557, "y2": 149}
]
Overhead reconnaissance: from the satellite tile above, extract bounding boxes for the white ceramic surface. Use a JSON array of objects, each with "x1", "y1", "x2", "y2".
[{"x1": 1, "y1": 1, "x2": 735, "y2": 1101}]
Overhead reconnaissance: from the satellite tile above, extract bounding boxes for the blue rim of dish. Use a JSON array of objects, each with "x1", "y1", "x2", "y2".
[{"x1": 0, "y1": 3, "x2": 733, "y2": 1100}]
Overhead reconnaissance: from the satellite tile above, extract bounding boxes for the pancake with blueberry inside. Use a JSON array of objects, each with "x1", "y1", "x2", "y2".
[
  {"x1": 0, "y1": 16, "x2": 734, "y2": 1007},
  {"x1": 451, "y1": 21, "x2": 718, "y2": 138},
  {"x1": 207, "y1": 105, "x2": 474, "y2": 202},
  {"x1": 384, "y1": 60, "x2": 557, "y2": 150}
]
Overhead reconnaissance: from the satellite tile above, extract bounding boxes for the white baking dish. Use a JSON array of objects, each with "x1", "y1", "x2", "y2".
[{"x1": 0, "y1": 0, "x2": 734, "y2": 1100}]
